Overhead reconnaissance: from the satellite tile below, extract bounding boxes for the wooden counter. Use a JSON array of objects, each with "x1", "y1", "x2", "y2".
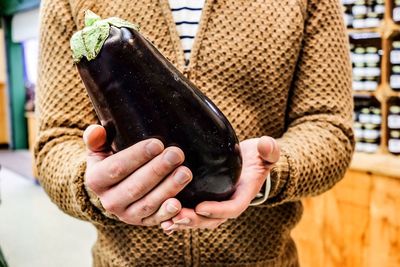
[
  {"x1": 0, "y1": 83, "x2": 9, "y2": 145},
  {"x1": 292, "y1": 168, "x2": 400, "y2": 267},
  {"x1": 0, "y1": 28, "x2": 9, "y2": 145}
]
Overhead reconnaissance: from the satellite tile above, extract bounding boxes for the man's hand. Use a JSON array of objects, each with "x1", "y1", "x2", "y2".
[
  {"x1": 160, "y1": 136, "x2": 280, "y2": 234},
  {"x1": 83, "y1": 124, "x2": 193, "y2": 226}
]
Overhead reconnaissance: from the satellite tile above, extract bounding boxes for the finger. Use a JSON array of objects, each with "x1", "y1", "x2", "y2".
[
  {"x1": 162, "y1": 208, "x2": 226, "y2": 231},
  {"x1": 194, "y1": 180, "x2": 254, "y2": 219},
  {"x1": 85, "y1": 138, "x2": 164, "y2": 193},
  {"x1": 257, "y1": 136, "x2": 280, "y2": 163},
  {"x1": 126, "y1": 166, "x2": 192, "y2": 221},
  {"x1": 83, "y1": 124, "x2": 108, "y2": 152},
  {"x1": 161, "y1": 220, "x2": 174, "y2": 230},
  {"x1": 141, "y1": 198, "x2": 182, "y2": 226},
  {"x1": 84, "y1": 125, "x2": 112, "y2": 167},
  {"x1": 99, "y1": 147, "x2": 185, "y2": 213}
]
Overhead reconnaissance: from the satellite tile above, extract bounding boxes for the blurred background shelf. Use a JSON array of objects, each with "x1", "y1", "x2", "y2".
[
  {"x1": 350, "y1": 151, "x2": 400, "y2": 177},
  {"x1": 293, "y1": 1, "x2": 400, "y2": 266},
  {"x1": 0, "y1": 1, "x2": 399, "y2": 267}
]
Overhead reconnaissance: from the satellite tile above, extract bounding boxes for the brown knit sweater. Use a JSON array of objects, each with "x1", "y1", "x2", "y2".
[{"x1": 35, "y1": 0, "x2": 354, "y2": 266}]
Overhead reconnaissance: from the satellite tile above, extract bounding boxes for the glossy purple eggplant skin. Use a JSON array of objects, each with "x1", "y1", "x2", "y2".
[{"x1": 76, "y1": 26, "x2": 242, "y2": 208}]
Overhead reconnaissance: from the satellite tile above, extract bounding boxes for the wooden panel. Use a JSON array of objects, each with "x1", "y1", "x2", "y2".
[
  {"x1": 292, "y1": 170, "x2": 400, "y2": 267},
  {"x1": 0, "y1": 28, "x2": 6, "y2": 83},
  {"x1": 365, "y1": 175, "x2": 400, "y2": 267},
  {"x1": 26, "y1": 111, "x2": 36, "y2": 151},
  {"x1": 351, "y1": 152, "x2": 400, "y2": 179},
  {"x1": 0, "y1": 84, "x2": 9, "y2": 144},
  {"x1": 26, "y1": 111, "x2": 38, "y2": 178},
  {"x1": 0, "y1": 28, "x2": 9, "y2": 145}
]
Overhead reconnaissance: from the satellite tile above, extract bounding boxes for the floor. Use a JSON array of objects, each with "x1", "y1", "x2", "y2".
[{"x1": 0, "y1": 150, "x2": 97, "y2": 267}]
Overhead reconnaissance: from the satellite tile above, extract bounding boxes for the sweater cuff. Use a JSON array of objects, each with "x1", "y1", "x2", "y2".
[
  {"x1": 249, "y1": 172, "x2": 271, "y2": 206},
  {"x1": 85, "y1": 184, "x2": 120, "y2": 221},
  {"x1": 70, "y1": 157, "x2": 121, "y2": 225},
  {"x1": 266, "y1": 154, "x2": 290, "y2": 201}
]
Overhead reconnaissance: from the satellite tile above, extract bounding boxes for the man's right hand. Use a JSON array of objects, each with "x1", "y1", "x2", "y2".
[{"x1": 83, "y1": 124, "x2": 192, "y2": 226}]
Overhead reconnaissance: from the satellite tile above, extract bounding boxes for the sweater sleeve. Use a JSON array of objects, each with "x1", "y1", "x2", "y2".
[
  {"x1": 34, "y1": 0, "x2": 118, "y2": 225},
  {"x1": 266, "y1": 0, "x2": 355, "y2": 205}
]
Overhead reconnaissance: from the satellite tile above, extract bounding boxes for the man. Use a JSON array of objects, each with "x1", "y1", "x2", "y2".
[{"x1": 35, "y1": 0, "x2": 354, "y2": 266}]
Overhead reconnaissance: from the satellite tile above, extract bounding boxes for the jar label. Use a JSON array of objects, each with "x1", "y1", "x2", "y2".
[
  {"x1": 364, "y1": 67, "x2": 381, "y2": 77},
  {"x1": 353, "y1": 19, "x2": 366, "y2": 29},
  {"x1": 355, "y1": 142, "x2": 365, "y2": 152},
  {"x1": 374, "y1": 5, "x2": 385, "y2": 14},
  {"x1": 365, "y1": 53, "x2": 380, "y2": 64},
  {"x1": 389, "y1": 139, "x2": 400, "y2": 153},
  {"x1": 353, "y1": 81, "x2": 365, "y2": 90},
  {"x1": 391, "y1": 50, "x2": 400, "y2": 64},
  {"x1": 359, "y1": 114, "x2": 371, "y2": 123},
  {"x1": 352, "y1": 6, "x2": 368, "y2": 15},
  {"x1": 363, "y1": 81, "x2": 378, "y2": 91},
  {"x1": 394, "y1": 7, "x2": 400, "y2": 22},
  {"x1": 363, "y1": 129, "x2": 380, "y2": 139},
  {"x1": 365, "y1": 18, "x2": 380, "y2": 28},
  {"x1": 391, "y1": 75, "x2": 400, "y2": 89},
  {"x1": 352, "y1": 53, "x2": 365, "y2": 64},
  {"x1": 388, "y1": 115, "x2": 400, "y2": 129},
  {"x1": 353, "y1": 67, "x2": 366, "y2": 77},
  {"x1": 355, "y1": 128, "x2": 363, "y2": 138},
  {"x1": 363, "y1": 142, "x2": 379, "y2": 153}
]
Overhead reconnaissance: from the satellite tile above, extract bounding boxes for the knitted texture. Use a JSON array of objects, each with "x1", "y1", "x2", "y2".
[{"x1": 35, "y1": 0, "x2": 354, "y2": 266}]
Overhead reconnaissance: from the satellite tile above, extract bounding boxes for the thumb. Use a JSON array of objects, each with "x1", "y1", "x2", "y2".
[
  {"x1": 83, "y1": 124, "x2": 108, "y2": 153},
  {"x1": 257, "y1": 136, "x2": 280, "y2": 164}
]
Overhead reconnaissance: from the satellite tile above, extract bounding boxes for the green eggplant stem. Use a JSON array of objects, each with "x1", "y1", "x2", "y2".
[{"x1": 70, "y1": 10, "x2": 139, "y2": 63}]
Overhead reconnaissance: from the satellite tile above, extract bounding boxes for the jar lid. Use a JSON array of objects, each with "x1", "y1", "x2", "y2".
[{"x1": 389, "y1": 105, "x2": 400, "y2": 114}]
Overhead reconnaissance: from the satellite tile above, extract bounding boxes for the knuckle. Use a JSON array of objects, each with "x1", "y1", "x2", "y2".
[
  {"x1": 108, "y1": 161, "x2": 126, "y2": 180},
  {"x1": 126, "y1": 183, "x2": 145, "y2": 200},
  {"x1": 85, "y1": 171, "x2": 100, "y2": 193},
  {"x1": 139, "y1": 203, "x2": 156, "y2": 215},
  {"x1": 118, "y1": 214, "x2": 133, "y2": 225},
  {"x1": 101, "y1": 198, "x2": 119, "y2": 214},
  {"x1": 228, "y1": 209, "x2": 241, "y2": 219},
  {"x1": 150, "y1": 163, "x2": 167, "y2": 178},
  {"x1": 142, "y1": 217, "x2": 156, "y2": 226}
]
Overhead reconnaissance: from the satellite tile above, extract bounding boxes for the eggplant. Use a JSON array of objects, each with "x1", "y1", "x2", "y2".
[{"x1": 70, "y1": 11, "x2": 242, "y2": 208}]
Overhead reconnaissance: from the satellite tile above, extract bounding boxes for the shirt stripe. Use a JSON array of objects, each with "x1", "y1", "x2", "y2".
[
  {"x1": 168, "y1": 0, "x2": 205, "y2": 64},
  {"x1": 175, "y1": 21, "x2": 199, "y2": 25},
  {"x1": 171, "y1": 7, "x2": 202, "y2": 11}
]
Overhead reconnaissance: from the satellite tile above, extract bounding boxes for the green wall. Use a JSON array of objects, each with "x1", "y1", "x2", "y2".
[
  {"x1": 0, "y1": 0, "x2": 40, "y2": 16},
  {"x1": 1, "y1": 1, "x2": 40, "y2": 148},
  {"x1": 4, "y1": 16, "x2": 27, "y2": 149}
]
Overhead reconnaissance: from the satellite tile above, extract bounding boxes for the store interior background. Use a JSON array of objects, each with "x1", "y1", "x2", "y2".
[{"x1": 0, "y1": 0, "x2": 399, "y2": 267}]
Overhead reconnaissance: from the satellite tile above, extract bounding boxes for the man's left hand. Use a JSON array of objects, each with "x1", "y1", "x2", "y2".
[{"x1": 160, "y1": 136, "x2": 280, "y2": 234}]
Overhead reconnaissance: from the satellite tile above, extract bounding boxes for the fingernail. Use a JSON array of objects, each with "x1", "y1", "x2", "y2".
[
  {"x1": 164, "y1": 150, "x2": 182, "y2": 165},
  {"x1": 174, "y1": 218, "x2": 191, "y2": 225},
  {"x1": 174, "y1": 170, "x2": 190, "y2": 185},
  {"x1": 83, "y1": 125, "x2": 97, "y2": 144},
  {"x1": 166, "y1": 203, "x2": 179, "y2": 213},
  {"x1": 146, "y1": 141, "x2": 163, "y2": 156},
  {"x1": 166, "y1": 224, "x2": 180, "y2": 231},
  {"x1": 165, "y1": 230, "x2": 175, "y2": 235},
  {"x1": 196, "y1": 211, "x2": 211, "y2": 217},
  {"x1": 268, "y1": 138, "x2": 275, "y2": 155}
]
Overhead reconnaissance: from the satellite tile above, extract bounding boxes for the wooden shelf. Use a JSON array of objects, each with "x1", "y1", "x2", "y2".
[
  {"x1": 0, "y1": 83, "x2": 9, "y2": 144},
  {"x1": 350, "y1": 152, "x2": 400, "y2": 179},
  {"x1": 352, "y1": 91, "x2": 375, "y2": 97},
  {"x1": 347, "y1": 27, "x2": 381, "y2": 34}
]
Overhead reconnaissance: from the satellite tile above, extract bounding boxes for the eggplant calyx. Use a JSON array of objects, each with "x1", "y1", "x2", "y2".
[{"x1": 70, "y1": 10, "x2": 140, "y2": 63}]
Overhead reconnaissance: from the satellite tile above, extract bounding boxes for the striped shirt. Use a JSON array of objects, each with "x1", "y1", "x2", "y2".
[{"x1": 168, "y1": 0, "x2": 205, "y2": 65}]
